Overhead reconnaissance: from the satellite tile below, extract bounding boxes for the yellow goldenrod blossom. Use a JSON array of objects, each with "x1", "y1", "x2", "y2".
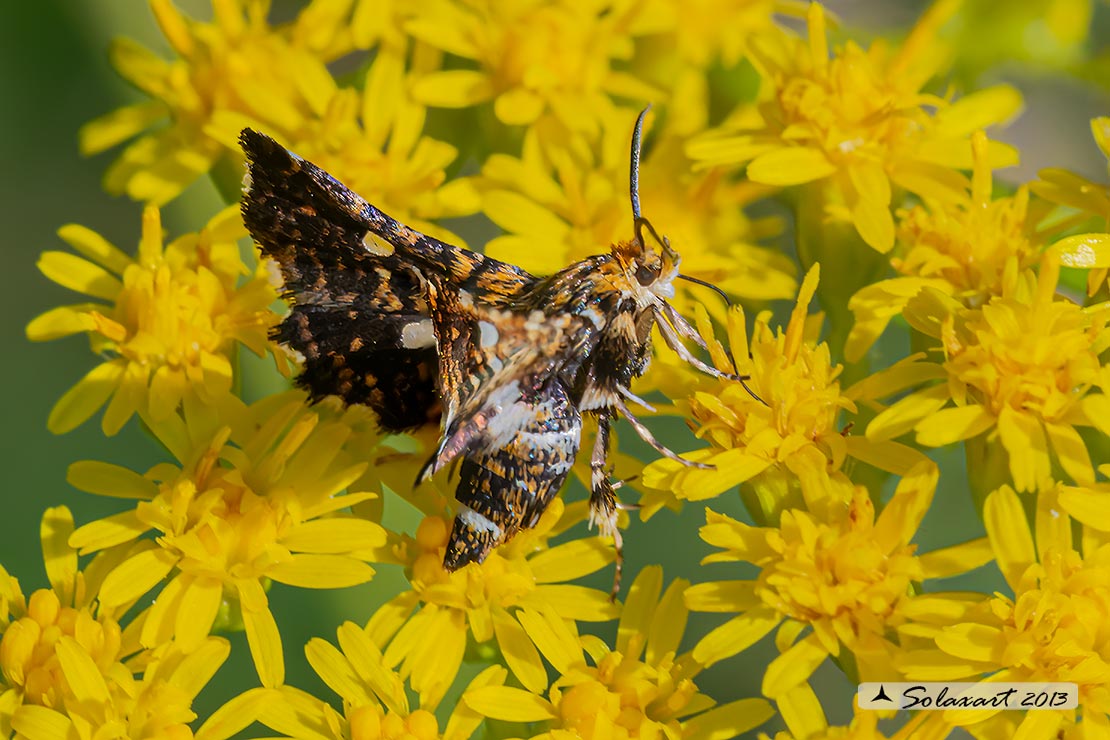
[
  {"x1": 81, "y1": 0, "x2": 358, "y2": 204},
  {"x1": 689, "y1": 2, "x2": 1022, "y2": 252},
  {"x1": 369, "y1": 498, "x2": 618, "y2": 709},
  {"x1": 205, "y1": 50, "x2": 481, "y2": 244},
  {"x1": 408, "y1": 0, "x2": 660, "y2": 131},
  {"x1": 65, "y1": 392, "x2": 386, "y2": 688},
  {"x1": 684, "y1": 463, "x2": 938, "y2": 698},
  {"x1": 865, "y1": 257, "x2": 1110, "y2": 492},
  {"x1": 480, "y1": 106, "x2": 794, "y2": 302},
  {"x1": 899, "y1": 484, "x2": 1110, "y2": 734},
  {"x1": 0, "y1": 507, "x2": 230, "y2": 738},
  {"x1": 197, "y1": 622, "x2": 506, "y2": 740},
  {"x1": 463, "y1": 567, "x2": 775, "y2": 739},
  {"x1": 643, "y1": 265, "x2": 926, "y2": 522},
  {"x1": 759, "y1": 684, "x2": 953, "y2": 740},
  {"x1": 846, "y1": 131, "x2": 1047, "y2": 361},
  {"x1": 639, "y1": 0, "x2": 783, "y2": 71},
  {"x1": 1033, "y1": 117, "x2": 1110, "y2": 295},
  {"x1": 27, "y1": 205, "x2": 280, "y2": 436}
]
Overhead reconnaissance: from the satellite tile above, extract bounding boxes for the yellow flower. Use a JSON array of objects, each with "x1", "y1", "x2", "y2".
[
  {"x1": 0, "y1": 507, "x2": 229, "y2": 738},
  {"x1": 639, "y1": 0, "x2": 783, "y2": 70},
  {"x1": 207, "y1": 50, "x2": 481, "y2": 244},
  {"x1": 368, "y1": 498, "x2": 619, "y2": 709},
  {"x1": 27, "y1": 205, "x2": 281, "y2": 436},
  {"x1": 865, "y1": 257, "x2": 1110, "y2": 492},
  {"x1": 462, "y1": 567, "x2": 775, "y2": 739},
  {"x1": 480, "y1": 106, "x2": 795, "y2": 303},
  {"x1": 81, "y1": 0, "x2": 355, "y2": 204},
  {"x1": 898, "y1": 484, "x2": 1110, "y2": 734},
  {"x1": 759, "y1": 684, "x2": 953, "y2": 740},
  {"x1": 408, "y1": 0, "x2": 660, "y2": 131},
  {"x1": 846, "y1": 131, "x2": 1047, "y2": 361},
  {"x1": 1033, "y1": 116, "x2": 1110, "y2": 295},
  {"x1": 689, "y1": 2, "x2": 1022, "y2": 252},
  {"x1": 643, "y1": 265, "x2": 926, "y2": 521},
  {"x1": 198, "y1": 622, "x2": 506, "y2": 740},
  {"x1": 684, "y1": 463, "x2": 940, "y2": 698},
  {"x1": 66, "y1": 392, "x2": 387, "y2": 688}
]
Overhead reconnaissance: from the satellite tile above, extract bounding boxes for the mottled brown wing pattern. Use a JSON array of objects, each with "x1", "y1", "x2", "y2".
[
  {"x1": 240, "y1": 130, "x2": 541, "y2": 432},
  {"x1": 238, "y1": 119, "x2": 726, "y2": 592}
]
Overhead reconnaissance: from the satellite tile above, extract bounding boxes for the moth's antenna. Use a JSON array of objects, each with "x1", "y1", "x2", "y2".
[
  {"x1": 630, "y1": 104, "x2": 651, "y2": 225},
  {"x1": 677, "y1": 273, "x2": 732, "y2": 307}
]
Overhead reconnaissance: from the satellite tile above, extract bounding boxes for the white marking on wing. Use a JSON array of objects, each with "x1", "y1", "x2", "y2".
[
  {"x1": 400, "y1": 319, "x2": 436, "y2": 349},
  {"x1": 457, "y1": 504, "x2": 503, "y2": 539}
]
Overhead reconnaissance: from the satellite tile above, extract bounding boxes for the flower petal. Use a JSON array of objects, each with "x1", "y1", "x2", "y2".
[
  {"x1": 239, "y1": 580, "x2": 284, "y2": 688},
  {"x1": 528, "y1": 538, "x2": 613, "y2": 583},
  {"x1": 984, "y1": 486, "x2": 1035, "y2": 591},
  {"x1": 687, "y1": 698, "x2": 775, "y2": 739},
  {"x1": 463, "y1": 686, "x2": 555, "y2": 722},
  {"x1": 761, "y1": 632, "x2": 827, "y2": 698},
  {"x1": 47, "y1": 361, "x2": 124, "y2": 435},
  {"x1": 747, "y1": 147, "x2": 836, "y2": 186},
  {"x1": 67, "y1": 460, "x2": 157, "y2": 500},
  {"x1": 919, "y1": 538, "x2": 995, "y2": 579},
  {"x1": 915, "y1": 404, "x2": 995, "y2": 447},
  {"x1": 693, "y1": 608, "x2": 781, "y2": 666},
  {"x1": 266, "y1": 554, "x2": 375, "y2": 590},
  {"x1": 411, "y1": 70, "x2": 494, "y2": 108},
  {"x1": 492, "y1": 607, "x2": 547, "y2": 694},
  {"x1": 335, "y1": 621, "x2": 408, "y2": 715},
  {"x1": 99, "y1": 545, "x2": 178, "y2": 606},
  {"x1": 40, "y1": 507, "x2": 76, "y2": 606}
]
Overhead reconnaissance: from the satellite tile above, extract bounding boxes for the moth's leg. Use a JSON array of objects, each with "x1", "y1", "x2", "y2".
[
  {"x1": 655, "y1": 310, "x2": 766, "y2": 404},
  {"x1": 660, "y1": 302, "x2": 709, "y2": 350},
  {"x1": 612, "y1": 397, "x2": 713, "y2": 470},
  {"x1": 654, "y1": 309, "x2": 730, "y2": 379},
  {"x1": 588, "y1": 410, "x2": 623, "y2": 600}
]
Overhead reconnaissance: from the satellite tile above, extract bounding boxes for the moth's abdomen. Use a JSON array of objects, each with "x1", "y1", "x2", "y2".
[{"x1": 444, "y1": 381, "x2": 582, "y2": 570}]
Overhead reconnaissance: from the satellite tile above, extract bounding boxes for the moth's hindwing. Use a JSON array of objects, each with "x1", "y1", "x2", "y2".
[{"x1": 446, "y1": 377, "x2": 582, "y2": 569}]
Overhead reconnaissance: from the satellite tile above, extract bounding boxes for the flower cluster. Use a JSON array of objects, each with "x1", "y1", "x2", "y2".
[{"x1": 12, "y1": 0, "x2": 1110, "y2": 737}]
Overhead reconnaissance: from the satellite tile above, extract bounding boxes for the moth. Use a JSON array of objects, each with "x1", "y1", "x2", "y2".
[{"x1": 239, "y1": 108, "x2": 756, "y2": 591}]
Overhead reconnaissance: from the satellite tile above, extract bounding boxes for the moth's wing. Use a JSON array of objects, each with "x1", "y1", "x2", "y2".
[
  {"x1": 417, "y1": 309, "x2": 595, "y2": 570},
  {"x1": 240, "y1": 129, "x2": 444, "y2": 429},
  {"x1": 239, "y1": 129, "x2": 536, "y2": 303}
]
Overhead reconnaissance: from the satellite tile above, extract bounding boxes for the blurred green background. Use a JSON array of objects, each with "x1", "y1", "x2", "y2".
[{"x1": 3, "y1": 1, "x2": 1109, "y2": 734}]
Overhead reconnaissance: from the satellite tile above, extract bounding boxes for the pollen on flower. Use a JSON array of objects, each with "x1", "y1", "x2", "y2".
[
  {"x1": 65, "y1": 393, "x2": 386, "y2": 688},
  {"x1": 27, "y1": 205, "x2": 281, "y2": 436},
  {"x1": 378, "y1": 499, "x2": 618, "y2": 708},
  {"x1": 409, "y1": 0, "x2": 659, "y2": 130},
  {"x1": 461, "y1": 567, "x2": 775, "y2": 738},
  {"x1": 643, "y1": 265, "x2": 870, "y2": 511},
  {"x1": 845, "y1": 131, "x2": 1044, "y2": 360},
  {"x1": 684, "y1": 463, "x2": 937, "y2": 692},
  {"x1": 0, "y1": 589, "x2": 122, "y2": 707},
  {"x1": 79, "y1": 0, "x2": 355, "y2": 204},
  {"x1": 689, "y1": 2, "x2": 1022, "y2": 252}
]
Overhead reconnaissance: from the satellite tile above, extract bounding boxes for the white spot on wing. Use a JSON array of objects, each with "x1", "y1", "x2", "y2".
[
  {"x1": 401, "y1": 319, "x2": 436, "y2": 349},
  {"x1": 478, "y1": 321, "x2": 499, "y2": 347},
  {"x1": 458, "y1": 504, "x2": 503, "y2": 539}
]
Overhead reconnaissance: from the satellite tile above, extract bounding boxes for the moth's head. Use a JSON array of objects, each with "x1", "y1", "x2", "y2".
[
  {"x1": 616, "y1": 104, "x2": 679, "y2": 300},
  {"x1": 612, "y1": 220, "x2": 680, "y2": 300}
]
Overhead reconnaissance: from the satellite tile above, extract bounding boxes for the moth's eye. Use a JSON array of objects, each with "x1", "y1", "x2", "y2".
[{"x1": 635, "y1": 263, "x2": 659, "y2": 286}]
